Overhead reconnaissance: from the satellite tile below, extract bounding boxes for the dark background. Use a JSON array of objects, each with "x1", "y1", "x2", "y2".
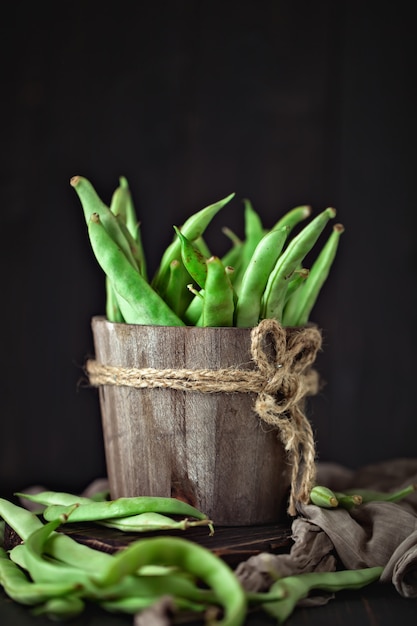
[{"x1": 1, "y1": 1, "x2": 416, "y2": 496}]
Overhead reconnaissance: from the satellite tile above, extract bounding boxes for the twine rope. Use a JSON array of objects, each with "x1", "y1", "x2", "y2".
[{"x1": 86, "y1": 319, "x2": 322, "y2": 515}]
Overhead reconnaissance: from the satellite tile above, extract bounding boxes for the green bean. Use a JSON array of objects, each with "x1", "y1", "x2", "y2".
[
  {"x1": 0, "y1": 497, "x2": 44, "y2": 541},
  {"x1": 201, "y1": 256, "x2": 235, "y2": 327},
  {"x1": 309, "y1": 486, "x2": 339, "y2": 508},
  {"x1": 282, "y1": 268, "x2": 309, "y2": 310},
  {"x1": 231, "y1": 200, "x2": 265, "y2": 294},
  {"x1": 285, "y1": 223, "x2": 345, "y2": 327},
  {"x1": 152, "y1": 193, "x2": 235, "y2": 294},
  {"x1": 235, "y1": 226, "x2": 289, "y2": 327},
  {"x1": 270, "y1": 204, "x2": 311, "y2": 233},
  {"x1": 262, "y1": 566, "x2": 383, "y2": 623},
  {"x1": 42, "y1": 495, "x2": 211, "y2": 524},
  {"x1": 32, "y1": 594, "x2": 85, "y2": 620},
  {"x1": 96, "y1": 536, "x2": 247, "y2": 626},
  {"x1": 174, "y1": 225, "x2": 208, "y2": 289},
  {"x1": 105, "y1": 275, "x2": 124, "y2": 322},
  {"x1": 1, "y1": 497, "x2": 112, "y2": 572},
  {"x1": 183, "y1": 287, "x2": 205, "y2": 325},
  {"x1": 98, "y1": 511, "x2": 214, "y2": 533},
  {"x1": 261, "y1": 207, "x2": 336, "y2": 323},
  {"x1": 344, "y1": 483, "x2": 416, "y2": 503},
  {"x1": 117, "y1": 176, "x2": 148, "y2": 281},
  {"x1": 15, "y1": 490, "x2": 93, "y2": 508},
  {"x1": 333, "y1": 492, "x2": 363, "y2": 510},
  {"x1": 162, "y1": 259, "x2": 188, "y2": 317},
  {"x1": 0, "y1": 547, "x2": 78, "y2": 606},
  {"x1": 71, "y1": 175, "x2": 138, "y2": 270},
  {"x1": 88, "y1": 212, "x2": 184, "y2": 326}
]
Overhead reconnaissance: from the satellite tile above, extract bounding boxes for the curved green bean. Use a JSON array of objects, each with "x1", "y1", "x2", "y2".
[
  {"x1": 270, "y1": 204, "x2": 311, "y2": 232},
  {"x1": 96, "y1": 536, "x2": 247, "y2": 626},
  {"x1": 235, "y1": 226, "x2": 289, "y2": 327},
  {"x1": 32, "y1": 594, "x2": 85, "y2": 620},
  {"x1": 71, "y1": 175, "x2": 138, "y2": 270},
  {"x1": 284, "y1": 223, "x2": 344, "y2": 327},
  {"x1": 261, "y1": 207, "x2": 336, "y2": 322},
  {"x1": 88, "y1": 213, "x2": 184, "y2": 326},
  {"x1": 0, "y1": 547, "x2": 78, "y2": 606},
  {"x1": 174, "y1": 225, "x2": 208, "y2": 289},
  {"x1": 152, "y1": 193, "x2": 235, "y2": 294},
  {"x1": 262, "y1": 566, "x2": 383, "y2": 623}
]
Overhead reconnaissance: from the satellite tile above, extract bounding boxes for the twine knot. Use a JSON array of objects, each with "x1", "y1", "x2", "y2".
[{"x1": 250, "y1": 319, "x2": 322, "y2": 515}]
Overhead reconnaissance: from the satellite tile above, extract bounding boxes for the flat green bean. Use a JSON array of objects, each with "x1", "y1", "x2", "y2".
[
  {"x1": 96, "y1": 536, "x2": 247, "y2": 626},
  {"x1": 43, "y1": 495, "x2": 211, "y2": 524},
  {"x1": 98, "y1": 511, "x2": 213, "y2": 533},
  {"x1": 88, "y1": 213, "x2": 184, "y2": 326}
]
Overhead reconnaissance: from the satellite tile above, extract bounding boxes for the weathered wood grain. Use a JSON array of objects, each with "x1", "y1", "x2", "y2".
[{"x1": 91, "y1": 316, "x2": 291, "y2": 525}]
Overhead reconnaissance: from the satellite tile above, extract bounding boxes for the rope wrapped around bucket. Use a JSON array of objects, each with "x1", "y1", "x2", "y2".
[{"x1": 86, "y1": 319, "x2": 322, "y2": 515}]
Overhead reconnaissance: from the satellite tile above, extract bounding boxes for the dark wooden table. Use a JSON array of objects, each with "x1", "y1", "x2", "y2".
[{"x1": 1, "y1": 520, "x2": 416, "y2": 625}]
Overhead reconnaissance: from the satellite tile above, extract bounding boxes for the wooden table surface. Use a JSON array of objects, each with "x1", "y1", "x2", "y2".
[{"x1": 1, "y1": 520, "x2": 416, "y2": 625}]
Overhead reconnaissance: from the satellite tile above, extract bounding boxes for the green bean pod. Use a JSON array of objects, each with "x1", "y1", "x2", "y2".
[
  {"x1": 71, "y1": 175, "x2": 138, "y2": 270},
  {"x1": 42, "y1": 495, "x2": 210, "y2": 524},
  {"x1": 201, "y1": 256, "x2": 235, "y2": 327},
  {"x1": 174, "y1": 226, "x2": 208, "y2": 289},
  {"x1": 262, "y1": 566, "x2": 383, "y2": 624},
  {"x1": 285, "y1": 223, "x2": 345, "y2": 327},
  {"x1": 105, "y1": 275, "x2": 124, "y2": 322},
  {"x1": 152, "y1": 193, "x2": 235, "y2": 294},
  {"x1": 261, "y1": 207, "x2": 336, "y2": 322},
  {"x1": 88, "y1": 213, "x2": 184, "y2": 326},
  {"x1": 97, "y1": 511, "x2": 214, "y2": 533},
  {"x1": 333, "y1": 492, "x2": 363, "y2": 510},
  {"x1": 32, "y1": 594, "x2": 85, "y2": 620},
  {"x1": 231, "y1": 199, "x2": 264, "y2": 293},
  {"x1": 183, "y1": 288, "x2": 205, "y2": 325},
  {"x1": 270, "y1": 204, "x2": 312, "y2": 233},
  {"x1": 96, "y1": 536, "x2": 247, "y2": 626},
  {"x1": 282, "y1": 268, "x2": 309, "y2": 309},
  {"x1": 0, "y1": 547, "x2": 79, "y2": 606},
  {"x1": 235, "y1": 226, "x2": 289, "y2": 327},
  {"x1": 309, "y1": 485, "x2": 339, "y2": 508},
  {"x1": 344, "y1": 483, "x2": 416, "y2": 503}
]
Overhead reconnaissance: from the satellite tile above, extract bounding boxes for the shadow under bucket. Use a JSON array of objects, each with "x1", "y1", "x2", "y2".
[{"x1": 88, "y1": 316, "x2": 321, "y2": 525}]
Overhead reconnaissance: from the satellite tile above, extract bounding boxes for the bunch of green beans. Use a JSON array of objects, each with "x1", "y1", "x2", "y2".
[
  {"x1": 0, "y1": 493, "x2": 384, "y2": 624},
  {"x1": 71, "y1": 175, "x2": 344, "y2": 327}
]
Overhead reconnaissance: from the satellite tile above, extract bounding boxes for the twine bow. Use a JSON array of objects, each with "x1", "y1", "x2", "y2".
[
  {"x1": 250, "y1": 319, "x2": 322, "y2": 515},
  {"x1": 86, "y1": 318, "x2": 322, "y2": 515}
]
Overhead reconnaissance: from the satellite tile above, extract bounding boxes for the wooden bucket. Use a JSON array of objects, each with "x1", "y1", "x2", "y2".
[{"x1": 90, "y1": 316, "x2": 292, "y2": 525}]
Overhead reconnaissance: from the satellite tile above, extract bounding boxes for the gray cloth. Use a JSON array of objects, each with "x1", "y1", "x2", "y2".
[{"x1": 236, "y1": 457, "x2": 417, "y2": 602}]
